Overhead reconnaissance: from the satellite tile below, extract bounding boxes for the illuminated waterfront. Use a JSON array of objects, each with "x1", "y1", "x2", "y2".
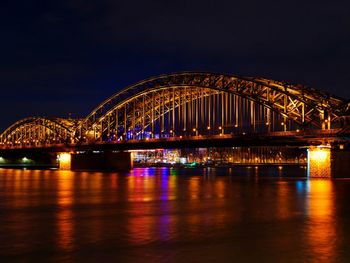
[{"x1": 0, "y1": 167, "x2": 349, "y2": 262}]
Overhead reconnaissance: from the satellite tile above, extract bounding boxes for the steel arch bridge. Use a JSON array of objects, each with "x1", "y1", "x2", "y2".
[
  {"x1": 0, "y1": 72, "x2": 349, "y2": 148},
  {"x1": 0, "y1": 117, "x2": 77, "y2": 147},
  {"x1": 77, "y1": 72, "x2": 348, "y2": 142}
]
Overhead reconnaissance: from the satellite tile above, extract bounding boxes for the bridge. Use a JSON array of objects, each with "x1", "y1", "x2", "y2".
[{"x1": 0, "y1": 72, "x2": 349, "y2": 176}]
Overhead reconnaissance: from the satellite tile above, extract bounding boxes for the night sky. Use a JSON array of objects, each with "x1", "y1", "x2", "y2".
[{"x1": 1, "y1": 0, "x2": 349, "y2": 131}]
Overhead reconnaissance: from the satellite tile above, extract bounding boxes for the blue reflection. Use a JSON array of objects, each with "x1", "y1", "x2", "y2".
[
  {"x1": 160, "y1": 168, "x2": 169, "y2": 201},
  {"x1": 148, "y1": 167, "x2": 156, "y2": 177},
  {"x1": 296, "y1": 180, "x2": 310, "y2": 194}
]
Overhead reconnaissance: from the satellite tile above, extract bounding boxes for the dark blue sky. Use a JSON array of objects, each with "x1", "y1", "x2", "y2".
[{"x1": 1, "y1": 0, "x2": 349, "y2": 130}]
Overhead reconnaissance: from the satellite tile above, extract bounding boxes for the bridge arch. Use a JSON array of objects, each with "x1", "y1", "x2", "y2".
[
  {"x1": 0, "y1": 117, "x2": 77, "y2": 147},
  {"x1": 78, "y1": 72, "x2": 347, "y2": 142}
]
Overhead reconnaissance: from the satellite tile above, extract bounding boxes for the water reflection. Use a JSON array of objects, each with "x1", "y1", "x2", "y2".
[
  {"x1": 56, "y1": 171, "x2": 74, "y2": 251},
  {"x1": 306, "y1": 180, "x2": 338, "y2": 262},
  {"x1": 0, "y1": 167, "x2": 347, "y2": 262}
]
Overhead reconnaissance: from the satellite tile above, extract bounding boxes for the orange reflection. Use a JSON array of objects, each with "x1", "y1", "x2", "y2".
[
  {"x1": 215, "y1": 179, "x2": 225, "y2": 199},
  {"x1": 126, "y1": 171, "x2": 156, "y2": 244},
  {"x1": 127, "y1": 208, "x2": 156, "y2": 245},
  {"x1": 57, "y1": 171, "x2": 73, "y2": 206},
  {"x1": 56, "y1": 171, "x2": 74, "y2": 251},
  {"x1": 189, "y1": 177, "x2": 200, "y2": 200},
  {"x1": 276, "y1": 181, "x2": 293, "y2": 220},
  {"x1": 306, "y1": 180, "x2": 337, "y2": 261}
]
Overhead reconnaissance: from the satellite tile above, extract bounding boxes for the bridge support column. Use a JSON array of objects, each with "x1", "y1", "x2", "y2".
[
  {"x1": 58, "y1": 153, "x2": 72, "y2": 170},
  {"x1": 70, "y1": 151, "x2": 133, "y2": 171},
  {"x1": 307, "y1": 145, "x2": 350, "y2": 178}
]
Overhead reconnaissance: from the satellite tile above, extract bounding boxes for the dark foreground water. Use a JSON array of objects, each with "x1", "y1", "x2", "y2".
[{"x1": 1, "y1": 167, "x2": 350, "y2": 262}]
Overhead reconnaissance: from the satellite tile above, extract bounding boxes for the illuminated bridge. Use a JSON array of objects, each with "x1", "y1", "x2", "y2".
[{"x1": 0, "y1": 72, "x2": 349, "y2": 175}]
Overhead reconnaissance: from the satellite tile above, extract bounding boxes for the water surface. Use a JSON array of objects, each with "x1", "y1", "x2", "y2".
[{"x1": 0, "y1": 167, "x2": 349, "y2": 262}]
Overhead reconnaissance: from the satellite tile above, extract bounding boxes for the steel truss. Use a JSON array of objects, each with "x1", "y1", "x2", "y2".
[
  {"x1": 0, "y1": 117, "x2": 76, "y2": 147},
  {"x1": 78, "y1": 72, "x2": 348, "y2": 142},
  {"x1": 1, "y1": 72, "x2": 348, "y2": 146}
]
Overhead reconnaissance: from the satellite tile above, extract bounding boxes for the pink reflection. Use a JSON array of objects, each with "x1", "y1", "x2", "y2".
[{"x1": 126, "y1": 169, "x2": 178, "y2": 244}]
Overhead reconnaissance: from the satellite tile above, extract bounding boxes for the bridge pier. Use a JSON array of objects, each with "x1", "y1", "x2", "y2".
[
  {"x1": 307, "y1": 145, "x2": 350, "y2": 178},
  {"x1": 58, "y1": 151, "x2": 133, "y2": 171},
  {"x1": 58, "y1": 153, "x2": 72, "y2": 170}
]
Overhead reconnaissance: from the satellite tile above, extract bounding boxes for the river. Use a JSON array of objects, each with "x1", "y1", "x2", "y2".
[{"x1": 0, "y1": 167, "x2": 349, "y2": 262}]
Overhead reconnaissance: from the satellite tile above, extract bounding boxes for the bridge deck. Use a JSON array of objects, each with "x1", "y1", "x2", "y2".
[{"x1": 0, "y1": 130, "x2": 348, "y2": 154}]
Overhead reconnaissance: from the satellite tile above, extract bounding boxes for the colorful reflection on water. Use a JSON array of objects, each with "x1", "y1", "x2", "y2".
[{"x1": 0, "y1": 167, "x2": 349, "y2": 262}]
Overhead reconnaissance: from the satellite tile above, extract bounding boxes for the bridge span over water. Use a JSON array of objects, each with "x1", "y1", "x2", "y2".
[
  {"x1": 0, "y1": 72, "x2": 349, "y2": 176},
  {"x1": 1, "y1": 72, "x2": 350, "y2": 147}
]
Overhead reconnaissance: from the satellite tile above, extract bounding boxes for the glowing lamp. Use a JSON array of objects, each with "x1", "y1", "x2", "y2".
[
  {"x1": 309, "y1": 149, "x2": 328, "y2": 162},
  {"x1": 58, "y1": 153, "x2": 71, "y2": 170},
  {"x1": 59, "y1": 153, "x2": 71, "y2": 163}
]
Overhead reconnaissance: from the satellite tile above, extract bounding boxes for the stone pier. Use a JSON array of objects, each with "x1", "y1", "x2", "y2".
[
  {"x1": 58, "y1": 151, "x2": 133, "y2": 171},
  {"x1": 308, "y1": 146, "x2": 350, "y2": 178}
]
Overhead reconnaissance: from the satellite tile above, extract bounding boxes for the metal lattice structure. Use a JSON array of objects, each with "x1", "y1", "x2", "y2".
[
  {"x1": 0, "y1": 117, "x2": 77, "y2": 147},
  {"x1": 1, "y1": 72, "x2": 348, "y2": 147},
  {"x1": 77, "y1": 72, "x2": 348, "y2": 142}
]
